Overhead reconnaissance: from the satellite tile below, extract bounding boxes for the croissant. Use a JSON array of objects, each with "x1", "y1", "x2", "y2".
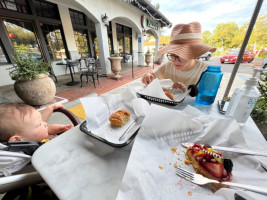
[
  {"x1": 109, "y1": 110, "x2": 130, "y2": 127},
  {"x1": 163, "y1": 88, "x2": 174, "y2": 100}
]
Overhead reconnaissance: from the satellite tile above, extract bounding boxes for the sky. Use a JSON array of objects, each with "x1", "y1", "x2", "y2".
[{"x1": 152, "y1": 0, "x2": 267, "y2": 35}]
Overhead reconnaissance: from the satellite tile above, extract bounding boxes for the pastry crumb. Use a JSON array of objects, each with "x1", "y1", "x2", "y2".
[
  {"x1": 159, "y1": 165, "x2": 164, "y2": 169},
  {"x1": 174, "y1": 162, "x2": 178, "y2": 168},
  {"x1": 184, "y1": 159, "x2": 193, "y2": 165},
  {"x1": 188, "y1": 191, "x2": 192, "y2": 196},
  {"x1": 171, "y1": 147, "x2": 177, "y2": 153},
  {"x1": 178, "y1": 180, "x2": 182, "y2": 185}
]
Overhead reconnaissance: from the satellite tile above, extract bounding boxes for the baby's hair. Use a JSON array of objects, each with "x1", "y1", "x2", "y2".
[{"x1": 0, "y1": 103, "x2": 34, "y2": 142}]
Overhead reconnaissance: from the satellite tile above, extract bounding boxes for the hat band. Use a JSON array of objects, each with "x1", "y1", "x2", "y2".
[
  {"x1": 170, "y1": 38, "x2": 202, "y2": 44},
  {"x1": 170, "y1": 33, "x2": 202, "y2": 42}
]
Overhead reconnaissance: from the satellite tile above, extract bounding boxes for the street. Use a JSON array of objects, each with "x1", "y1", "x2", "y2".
[{"x1": 202, "y1": 56, "x2": 264, "y2": 76}]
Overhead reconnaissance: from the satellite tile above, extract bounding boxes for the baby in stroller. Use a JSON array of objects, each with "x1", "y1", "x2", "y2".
[
  {"x1": 0, "y1": 103, "x2": 74, "y2": 199},
  {"x1": 0, "y1": 103, "x2": 73, "y2": 142}
]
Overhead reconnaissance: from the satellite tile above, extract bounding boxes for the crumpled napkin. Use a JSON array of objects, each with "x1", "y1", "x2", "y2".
[
  {"x1": 139, "y1": 104, "x2": 203, "y2": 145},
  {"x1": 116, "y1": 108, "x2": 267, "y2": 200},
  {"x1": 138, "y1": 79, "x2": 186, "y2": 102},
  {"x1": 182, "y1": 105, "x2": 215, "y2": 127},
  {"x1": 0, "y1": 150, "x2": 31, "y2": 176},
  {"x1": 80, "y1": 87, "x2": 144, "y2": 144}
]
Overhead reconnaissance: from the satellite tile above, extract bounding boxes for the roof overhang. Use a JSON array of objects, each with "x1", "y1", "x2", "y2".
[{"x1": 123, "y1": 0, "x2": 172, "y2": 28}]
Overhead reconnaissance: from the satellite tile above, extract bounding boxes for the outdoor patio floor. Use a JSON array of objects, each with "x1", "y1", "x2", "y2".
[{"x1": 0, "y1": 62, "x2": 157, "y2": 103}]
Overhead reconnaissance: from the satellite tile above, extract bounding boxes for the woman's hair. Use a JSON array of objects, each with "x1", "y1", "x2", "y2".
[{"x1": 0, "y1": 103, "x2": 34, "y2": 142}]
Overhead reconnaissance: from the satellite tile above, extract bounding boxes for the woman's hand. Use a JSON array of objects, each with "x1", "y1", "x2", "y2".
[
  {"x1": 142, "y1": 73, "x2": 156, "y2": 85},
  {"x1": 172, "y1": 82, "x2": 187, "y2": 92}
]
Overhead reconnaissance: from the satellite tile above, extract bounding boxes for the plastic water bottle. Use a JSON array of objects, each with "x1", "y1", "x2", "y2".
[
  {"x1": 225, "y1": 69, "x2": 261, "y2": 126},
  {"x1": 196, "y1": 66, "x2": 223, "y2": 105}
]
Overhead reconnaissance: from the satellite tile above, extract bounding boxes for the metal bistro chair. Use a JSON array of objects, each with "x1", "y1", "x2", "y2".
[
  {"x1": 79, "y1": 58, "x2": 100, "y2": 88},
  {"x1": 64, "y1": 59, "x2": 79, "y2": 74}
]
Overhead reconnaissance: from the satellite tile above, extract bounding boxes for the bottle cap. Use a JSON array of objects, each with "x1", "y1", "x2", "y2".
[
  {"x1": 207, "y1": 66, "x2": 221, "y2": 72},
  {"x1": 245, "y1": 69, "x2": 260, "y2": 86}
]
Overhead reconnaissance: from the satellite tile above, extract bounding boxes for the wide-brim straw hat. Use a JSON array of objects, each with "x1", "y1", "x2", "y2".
[{"x1": 157, "y1": 22, "x2": 216, "y2": 59}]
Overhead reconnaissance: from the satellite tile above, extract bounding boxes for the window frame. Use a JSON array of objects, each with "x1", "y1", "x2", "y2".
[
  {"x1": 2, "y1": 17, "x2": 43, "y2": 58},
  {"x1": 0, "y1": 38, "x2": 10, "y2": 64},
  {"x1": 0, "y1": 0, "x2": 69, "y2": 64},
  {"x1": 69, "y1": 8, "x2": 95, "y2": 58}
]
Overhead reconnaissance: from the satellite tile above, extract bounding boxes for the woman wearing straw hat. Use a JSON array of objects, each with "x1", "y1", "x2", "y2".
[{"x1": 142, "y1": 22, "x2": 216, "y2": 92}]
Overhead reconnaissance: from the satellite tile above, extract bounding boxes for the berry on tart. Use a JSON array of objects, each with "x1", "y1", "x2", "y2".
[{"x1": 185, "y1": 143, "x2": 233, "y2": 190}]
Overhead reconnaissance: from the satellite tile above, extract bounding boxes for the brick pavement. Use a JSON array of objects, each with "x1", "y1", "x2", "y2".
[{"x1": 56, "y1": 64, "x2": 158, "y2": 102}]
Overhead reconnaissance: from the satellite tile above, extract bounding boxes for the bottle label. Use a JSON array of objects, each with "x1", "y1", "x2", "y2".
[{"x1": 232, "y1": 96, "x2": 258, "y2": 123}]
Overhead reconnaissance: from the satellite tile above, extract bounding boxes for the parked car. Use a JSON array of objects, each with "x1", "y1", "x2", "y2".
[
  {"x1": 261, "y1": 56, "x2": 267, "y2": 69},
  {"x1": 198, "y1": 51, "x2": 212, "y2": 61},
  {"x1": 220, "y1": 50, "x2": 255, "y2": 63}
]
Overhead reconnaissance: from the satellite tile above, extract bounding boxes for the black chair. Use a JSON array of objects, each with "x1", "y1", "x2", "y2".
[
  {"x1": 79, "y1": 58, "x2": 100, "y2": 88},
  {"x1": 48, "y1": 66, "x2": 58, "y2": 84},
  {"x1": 64, "y1": 59, "x2": 79, "y2": 74}
]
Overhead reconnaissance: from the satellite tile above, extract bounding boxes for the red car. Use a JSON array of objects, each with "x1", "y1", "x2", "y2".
[{"x1": 220, "y1": 50, "x2": 254, "y2": 63}]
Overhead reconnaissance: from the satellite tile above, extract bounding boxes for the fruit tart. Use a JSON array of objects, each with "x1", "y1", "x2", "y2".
[{"x1": 185, "y1": 143, "x2": 233, "y2": 190}]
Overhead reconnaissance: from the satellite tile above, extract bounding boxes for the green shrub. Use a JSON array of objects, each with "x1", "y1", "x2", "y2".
[
  {"x1": 7, "y1": 53, "x2": 50, "y2": 81},
  {"x1": 258, "y1": 52, "x2": 267, "y2": 59},
  {"x1": 146, "y1": 48, "x2": 151, "y2": 55},
  {"x1": 110, "y1": 53, "x2": 120, "y2": 57},
  {"x1": 251, "y1": 70, "x2": 267, "y2": 124}
]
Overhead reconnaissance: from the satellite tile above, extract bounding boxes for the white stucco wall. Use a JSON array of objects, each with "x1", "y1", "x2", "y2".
[{"x1": 0, "y1": 63, "x2": 15, "y2": 86}]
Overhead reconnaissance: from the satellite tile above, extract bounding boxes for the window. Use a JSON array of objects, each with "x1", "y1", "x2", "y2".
[
  {"x1": 0, "y1": 0, "x2": 30, "y2": 14},
  {"x1": 33, "y1": 0, "x2": 59, "y2": 19},
  {"x1": 74, "y1": 29, "x2": 90, "y2": 58},
  {"x1": 116, "y1": 24, "x2": 132, "y2": 35},
  {"x1": 116, "y1": 24, "x2": 123, "y2": 34},
  {"x1": 40, "y1": 23, "x2": 67, "y2": 60},
  {"x1": 3, "y1": 18, "x2": 41, "y2": 59},
  {"x1": 0, "y1": 39, "x2": 9, "y2": 63},
  {"x1": 108, "y1": 34, "x2": 113, "y2": 55},
  {"x1": 116, "y1": 24, "x2": 132, "y2": 55},
  {"x1": 124, "y1": 26, "x2": 131, "y2": 35},
  {"x1": 69, "y1": 9, "x2": 85, "y2": 26},
  {"x1": 86, "y1": 17, "x2": 95, "y2": 28},
  {"x1": 70, "y1": 9, "x2": 96, "y2": 58},
  {"x1": 124, "y1": 36, "x2": 131, "y2": 54}
]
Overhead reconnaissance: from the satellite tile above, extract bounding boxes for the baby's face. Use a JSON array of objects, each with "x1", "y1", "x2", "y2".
[{"x1": 20, "y1": 108, "x2": 48, "y2": 142}]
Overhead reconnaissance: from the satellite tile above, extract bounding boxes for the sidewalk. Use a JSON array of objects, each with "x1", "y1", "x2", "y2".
[{"x1": 55, "y1": 63, "x2": 157, "y2": 102}]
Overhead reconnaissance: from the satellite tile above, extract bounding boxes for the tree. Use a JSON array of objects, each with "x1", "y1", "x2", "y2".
[
  {"x1": 154, "y1": 3, "x2": 160, "y2": 9},
  {"x1": 202, "y1": 30, "x2": 212, "y2": 46},
  {"x1": 210, "y1": 22, "x2": 239, "y2": 52},
  {"x1": 248, "y1": 14, "x2": 267, "y2": 54}
]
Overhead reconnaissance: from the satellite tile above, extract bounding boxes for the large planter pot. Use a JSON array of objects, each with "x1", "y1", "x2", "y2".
[
  {"x1": 108, "y1": 57, "x2": 123, "y2": 79},
  {"x1": 145, "y1": 53, "x2": 152, "y2": 66},
  {"x1": 14, "y1": 74, "x2": 56, "y2": 106}
]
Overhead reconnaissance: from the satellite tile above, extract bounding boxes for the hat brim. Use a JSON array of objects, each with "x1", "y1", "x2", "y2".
[{"x1": 157, "y1": 43, "x2": 216, "y2": 60}]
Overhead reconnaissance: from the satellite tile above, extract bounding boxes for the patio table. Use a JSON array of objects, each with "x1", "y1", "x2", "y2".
[
  {"x1": 56, "y1": 60, "x2": 80, "y2": 86},
  {"x1": 31, "y1": 87, "x2": 267, "y2": 200}
]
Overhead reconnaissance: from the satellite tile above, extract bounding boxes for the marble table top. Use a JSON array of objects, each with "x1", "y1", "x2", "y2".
[{"x1": 32, "y1": 84, "x2": 267, "y2": 200}]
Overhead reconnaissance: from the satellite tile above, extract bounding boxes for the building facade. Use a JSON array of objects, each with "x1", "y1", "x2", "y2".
[{"x1": 0, "y1": 0, "x2": 171, "y2": 86}]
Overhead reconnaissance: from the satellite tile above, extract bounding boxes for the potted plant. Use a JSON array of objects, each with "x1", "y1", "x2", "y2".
[
  {"x1": 108, "y1": 52, "x2": 123, "y2": 79},
  {"x1": 145, "y1": 48, "x2": 152, "y2": 67},
  {"x1": 7, "y1": 53, "x2": 56, "y2": 106}
]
